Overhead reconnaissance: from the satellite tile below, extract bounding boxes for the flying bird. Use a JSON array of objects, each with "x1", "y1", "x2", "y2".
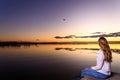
[{"x1": 63, "y1": 18, "x2": 66, "y2": 21}]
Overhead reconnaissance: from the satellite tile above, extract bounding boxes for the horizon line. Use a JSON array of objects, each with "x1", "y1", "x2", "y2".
[{"x1": 0, "y1": 41, "x2": 120, "y2": 44}]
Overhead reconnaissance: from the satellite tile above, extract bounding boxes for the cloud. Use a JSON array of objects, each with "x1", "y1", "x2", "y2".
[
  {"x1": 91, "y1": 32, "x2": 106, "y2": 34},
  {"x1": 54, "y1": 32, "x2": 120, "y2": 39},
  {"x1": 54, "y1": 36, "x2": 64, "y2": 39},
  {"x1": 54, "y1": 35, "x2": 78, "y2": 39}
]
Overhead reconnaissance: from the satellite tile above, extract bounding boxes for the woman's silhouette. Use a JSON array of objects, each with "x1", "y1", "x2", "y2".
[{"x1": 81, "y1": 37, "x2": 112, "y2": 79}]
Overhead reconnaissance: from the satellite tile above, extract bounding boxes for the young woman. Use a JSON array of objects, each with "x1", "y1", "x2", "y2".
[{"x1": 81, "y1": 37, "x2": 112, "y2": 79}]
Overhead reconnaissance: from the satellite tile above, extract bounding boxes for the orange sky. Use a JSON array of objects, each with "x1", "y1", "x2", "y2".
[{"x1": 0, "y1": 0, "x2": 120, "y2": 42}]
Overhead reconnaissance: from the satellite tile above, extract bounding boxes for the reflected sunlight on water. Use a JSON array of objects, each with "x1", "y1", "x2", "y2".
[{"x1": 0, "y1": 44, "x2": 120, "y2": 80}]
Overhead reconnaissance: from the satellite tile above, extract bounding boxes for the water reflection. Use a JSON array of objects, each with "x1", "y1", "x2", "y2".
[
  {"x1": 0, "y1": 44, "x2": 120, "y2": 80},
  {"x1": 0, "y1": 44, "x2": 120, "y2": 54},
  {"x1": 55, "y1": 48, "x2": 120, "y2": 54}
]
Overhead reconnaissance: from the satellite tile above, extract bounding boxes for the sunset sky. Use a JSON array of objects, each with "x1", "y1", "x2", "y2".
[{"x1": 0, "y1": 0, "x2": 120, "y2": 42}]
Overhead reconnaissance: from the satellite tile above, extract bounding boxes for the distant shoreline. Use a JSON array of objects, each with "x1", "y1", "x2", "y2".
[
  {"x1": 0, "y1": 41, "x2": 120, "y2": 46},
  {"x1": 0, "y1": 41, "x2": 120, "y2": 54}
]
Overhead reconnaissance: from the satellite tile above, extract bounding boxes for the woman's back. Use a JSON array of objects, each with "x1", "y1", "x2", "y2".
[{"x1": 91, "y1": 49, "x2": 111, "y2": 75}]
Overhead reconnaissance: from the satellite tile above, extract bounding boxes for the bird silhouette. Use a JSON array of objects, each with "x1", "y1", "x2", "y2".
[{"x1": 63, "y1": 18, "x2": 66, "y2": 21}]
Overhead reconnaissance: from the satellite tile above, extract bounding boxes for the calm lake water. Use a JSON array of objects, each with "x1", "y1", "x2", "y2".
[{"x1": 0, "y1": 44, "x2": 120, "y2": 80}]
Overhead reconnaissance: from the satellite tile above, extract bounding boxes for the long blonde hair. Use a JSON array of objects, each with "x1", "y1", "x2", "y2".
[{"x1": 98, "y1": 37, "x2": 112, "y2": 62}]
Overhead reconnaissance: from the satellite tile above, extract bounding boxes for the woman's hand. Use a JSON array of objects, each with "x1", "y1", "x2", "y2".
[{"x1": 90, "y1": 66, "x2": 94, "y2": 70}]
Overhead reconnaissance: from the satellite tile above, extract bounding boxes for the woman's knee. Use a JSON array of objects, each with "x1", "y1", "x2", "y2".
[
  {"x1": 81, "y1": 68, "x2": 91, "y2": 75},
  {"x1": 83, "y1": 67, "x2": 90, "y2": 71}
]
